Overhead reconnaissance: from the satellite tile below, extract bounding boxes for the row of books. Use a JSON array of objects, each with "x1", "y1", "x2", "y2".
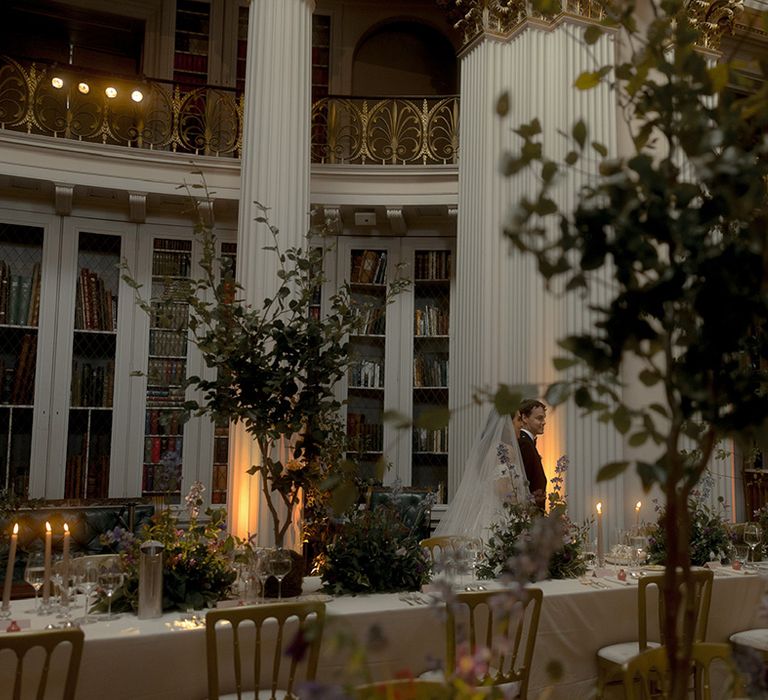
[
  {"x1": 70, "y1": 360, "x2": 115, "y2": 408},
  {"x1": 147, "y1": 358, "x2": 187, "y2": 386},
  {"x1": 412, "y1": 426, "x2": 448, "y2": 453},
  {"x1": 173, "y1": 52, "x2": 208, "y2": 74},
  {"x1": 353, "y1": 306, "x2": 385, "y2": 335},
  {"x1": 346, "y1": 412, "x2": 384, "y2": 453},
  {"x1": 151, "y1": 304, "x2": 189, "y2": 330},
  {"x1": 142, "y1": 462, "x2": 182, "y2": 494},
  {"x1": 144, "y1": 436, "x2": 182, "y2": 464},
  {"x1": 146, "y1": 387, "x2": 187, "y2": 407},
  {"x1": 152, "y1": 250, "x2": 192, "y2": 278},
  {"x1": 145, "y1": 409, "x2": 185, "y2": 436},
  {"x1": 0, "y1": 334, "x2": 37, "y2": 404},
  {"x1": 0, "y1": 262, "x2": 41, "y2": 326},
  {"x1": 414, "y1": 306, "x2": 449, "y2": 336},
  {"x1": 149, "y1": 329, "x2": 188, "y2": 357},
  {"x1": 414, "y1": 251, "x2": 452, "y2": 281},
  {"x1": 413, "y1": 355, "x2": 448, "y2": 388},
  {"x1": 64, "y1": 451, "x2": 109, "y2": 499},
  {"x1": 349, "y1": 359, "x2": 384, "y2": 389},
  {"x1": 351, "y1": 250, "x2": 387, "y2": 285},
  {"x1": 75, "y1": 268, "x2": 117, "y2": 331}
]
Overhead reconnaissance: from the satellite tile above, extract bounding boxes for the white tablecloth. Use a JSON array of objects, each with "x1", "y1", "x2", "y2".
[{"x1": 1, "y1": 571, "x2": 764, "y2": 699}]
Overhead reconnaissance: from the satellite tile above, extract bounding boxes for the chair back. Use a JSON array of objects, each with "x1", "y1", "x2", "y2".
[
  {"x1": 623, "y1": 642, "x2": 745, "y2": 700},
  {"x1": 205, "y1": 600, "x2": 326, "y2": 700},
  {"x1": 0, "y1": 628, "x2": 84, "y2": 700},
  {"x1": 445, "y1": 588, "x2": 542, "y2": 699},
  {"x1": 637, "y1": 569, "x2": 713, "y2": 650},
  {"x1": 356, "y1": 679, "x2": 452, "y2": 699},
  {"x1": 419, "y1": 537, "x2": 457, "y2": 561}
]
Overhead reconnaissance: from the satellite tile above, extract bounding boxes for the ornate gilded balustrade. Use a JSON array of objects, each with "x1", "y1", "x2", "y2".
[
  {"x1": 311, "y1": 95, "x2": 460, "y2": 165},
  {"x1": 0, "y1": 56, "x2": 243, "y2": 157},
  {"x1": 0, "y1": 56, "x2": 460, "y2": 165}
]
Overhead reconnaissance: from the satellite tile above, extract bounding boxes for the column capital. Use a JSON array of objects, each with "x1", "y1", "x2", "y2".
[{"x1": 686, "y1": 0, "x2": 744, "y2": 50}]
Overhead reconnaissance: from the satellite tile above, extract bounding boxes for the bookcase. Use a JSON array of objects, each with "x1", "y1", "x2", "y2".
[
  {"x1": 174, "y1": 0, "x2": 211, "y2": 88},
  {"x1": 338, "y1": 237, "x2": 454, "y2": 498}
]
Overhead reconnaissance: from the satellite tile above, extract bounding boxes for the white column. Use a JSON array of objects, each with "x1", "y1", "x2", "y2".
[
  {"x1": 449, "y1": 24, "x2": 626, "y2": 533},
  {"x1": 228, "y1": 0, "x2": 314, "y2": 548}
]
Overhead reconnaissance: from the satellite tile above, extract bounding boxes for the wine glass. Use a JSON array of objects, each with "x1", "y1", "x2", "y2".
[
  {"x1": 270, "y1": 549, "x2": 292, "y2": 601},
  {"x1": 733, "y1": 543, "x2": 750, "y2": 571},
  {"x1": 24, "y1": 552, "x2": 46, "y2": 614},
  {"x1": 464, "y1": 538, "x2": 483, "y2": 585},
  {"x1": 253, "y1": 549, "x2": 271, "y2": 604},
  {"x1": 75, "y1": 560, "x2": 99, "y2": 624},
  {"x1": 99, "y1": 562, "x2": 123, "y2": 620},
  {"x1": 744, "y1": 524, "x2": 762, "y2": 567}
]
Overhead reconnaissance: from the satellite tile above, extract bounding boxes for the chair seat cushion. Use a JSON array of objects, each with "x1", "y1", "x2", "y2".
[
  {"x1": 730, "y1": 628, "x2": 768, "y2": 652},
  {"x1": 597, "y1": 641, "x2": 661, "y2": 665},
  {"x1": 419, "y1": 670, "x2": 521, "y2": 698}
]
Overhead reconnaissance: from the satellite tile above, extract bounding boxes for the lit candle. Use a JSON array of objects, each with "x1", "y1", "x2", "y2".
[
  {"x1": 1, "y1": 524, "x2": 19, "y2": 613},
  {"x1": 635, "y1": 501, "x2": 642, "y2": 530},
  {"x1": 61, "y1": 524, "x2": 70, "y2": 604},
  {"x1": 596, "y1": 502, "x2": 604, "y2": 567},
  {"x1": 43, "y1": 522, "x2": 52, "y2": 605}
]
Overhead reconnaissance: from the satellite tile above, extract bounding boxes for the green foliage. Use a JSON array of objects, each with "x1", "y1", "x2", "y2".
[
  {"x1": 477, "y1": 459, "x2": 590, "y2": 580},
  {"x1": 98, "y1": 507, "x2": 237, "y2": 612},
  {"x1": 646, "y1": 495, "x2": 732, "y2": 567},
  {"x1": 319, "y1": 504, "x2": 431, "y2": 595}
]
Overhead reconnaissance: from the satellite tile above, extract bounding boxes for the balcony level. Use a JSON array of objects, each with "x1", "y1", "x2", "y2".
[{"x1": 0, "y1": 56, "x2": 459, "y2": 211}]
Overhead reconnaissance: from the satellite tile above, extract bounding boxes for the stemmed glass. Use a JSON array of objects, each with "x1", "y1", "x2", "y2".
[
  {"x1": 254, "y1": 549, "x2": 271, "y2": 604},
  {"x1": 24, "y1": 552, "x2": 46, "y2": 614},
  {"x1": 270, "y1": 549, "x2": 293, "y2": 601},
  {"x1": 744, "y1": 524, "x2": 762, "y2": 567},
  {"x1": 452, "y1": 538, "x2": 470, "y2": 590},
  {"x1": 75, "y1": 560, "x2": 99, "y2": 624},
  {"x1": 99, "y1": 562, "x2": 123, "y2": 620}
]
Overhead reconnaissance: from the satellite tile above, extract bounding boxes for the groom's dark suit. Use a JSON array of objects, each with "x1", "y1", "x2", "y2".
[{"x1": 519, "y1": 431, "x2": 547, "y2": 511}]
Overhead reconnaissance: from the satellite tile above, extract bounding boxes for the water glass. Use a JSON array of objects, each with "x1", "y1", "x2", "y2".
[
  {"x1": 24, "y1": 552, "x2": 46, "y2": 614},
  {"x1": 99, "y1": 562, "x2": 123, "y2": 620},
  {"x1": 270, "y1": 549, "x2": 292, "y2": 600},
  {"x1": 75, "y1": 560, "x2": 99, "y2": 624}
]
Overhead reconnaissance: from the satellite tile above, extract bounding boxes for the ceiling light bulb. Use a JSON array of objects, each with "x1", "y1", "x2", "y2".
[
  {"x1": 105, "y1": 86, "x2": 118, "y2": 99},
  {"x1": 131, "y1": 89, "x2": 144, "y2": 103},
  {"x1": 51, "y1": 76, "x2": 64, "y2": 89},
  {"x1": 77, "y1": 82, "x2": 90, "y2": 94}
]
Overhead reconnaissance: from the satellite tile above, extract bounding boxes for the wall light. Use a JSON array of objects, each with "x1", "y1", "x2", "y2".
[
  {"x1": 51, "y1": 76, "x2": 64, "y2": 89},
  {"x1": 105, "y1": 86, "x2": 118, "y2": 99},
  {"x1": 77, "y1": 82, "x2": 90, "y2": 94},
  {"x1": 131, "y1": 89, "x2": 144, "y2": 103}
]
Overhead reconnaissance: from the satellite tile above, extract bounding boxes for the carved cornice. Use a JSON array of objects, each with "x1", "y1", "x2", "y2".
[{"x1": 686, "y1": 0, "x2": 744, "y2": 50}]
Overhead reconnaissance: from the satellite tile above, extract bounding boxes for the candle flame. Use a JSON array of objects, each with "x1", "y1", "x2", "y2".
[
  {"x1": 63, "y1": 523, "x2": 69, "y2": 533},
  {"x1": 635, "y1": 501, "x2": 642, "y2": 511},
  {"x1": 596, "y1": 502, "x2": 602, "y2": 514},
  {"x1": 45, "y1": 521, "x2": 51, "y2": 533},
  {"x1": 12, "y1": 523, "x2": 18, "y2": 535}
]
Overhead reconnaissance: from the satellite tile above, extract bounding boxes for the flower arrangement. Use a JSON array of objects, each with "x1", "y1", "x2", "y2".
[
  {"x1": 319, "y1": 498, "x2": 431, "y2": 595},
  {"x1": 477, "y1": 456, "x2": 590, "y2": 580},
  {"x1": 646, "y1": 486, "x2": 732, "y2": 567},
  {"x1": 99, "y1": 484, "x2": 237, "y2": 612}
]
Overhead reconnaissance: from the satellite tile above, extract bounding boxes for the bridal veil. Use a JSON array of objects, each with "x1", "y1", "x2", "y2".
[{"x1": 433, "y1": 408, "x2": 529, "y2": 541}]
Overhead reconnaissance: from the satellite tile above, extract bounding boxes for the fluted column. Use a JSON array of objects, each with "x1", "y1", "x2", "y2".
[
  {"x1": 228, "y1": 0, "x2": 314, "y2": 548},
  {"x1": 449, "y1": 23, "x2": 626, "y2": 533}
]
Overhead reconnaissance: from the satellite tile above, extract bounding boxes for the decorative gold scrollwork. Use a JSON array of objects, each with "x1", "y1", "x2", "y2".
[
  {"x1": 0, "y1": 57, "x2": 28, "y2": 127},
  {"x1": 311, "y1": 96, "x2": 460, "y2": 165},
  {"x1": 686, "y1": 0, "x2": 744, "y2": 49}
]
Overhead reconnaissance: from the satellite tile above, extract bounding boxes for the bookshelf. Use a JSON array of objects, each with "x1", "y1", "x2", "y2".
[
  {"x1": 0, "y1": 223, "x2": 43, "y2": 496},
  {"x1": 65, "y1": 232, "x2": 121, "y2": 499},
  {"x1": 174, "y1": 0, "x2": 211, "y2": 89},
  {"x1": 141, "y1": 237, "x2": 192, "y2": 505}
]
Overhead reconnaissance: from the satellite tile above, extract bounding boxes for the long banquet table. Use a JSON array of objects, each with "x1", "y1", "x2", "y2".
[{"x1": 1, "y1": 570, "x2": 764, "y2": 699}]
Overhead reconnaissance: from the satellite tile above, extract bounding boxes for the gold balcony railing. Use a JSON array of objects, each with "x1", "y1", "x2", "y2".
[
  {"x1": 0, "y1": 56, "x2": 460, "y2": 166},
  {"x1": 310, "y1": 96, "x2": 460, "y2": 165}
]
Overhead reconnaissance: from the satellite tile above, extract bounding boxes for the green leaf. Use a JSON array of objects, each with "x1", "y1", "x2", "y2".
[
  {"x1": 639, "y1": 369, "x2": 660, "y2": 386},
  {"x1": 574, "y1": 71, "x2": 601, "y2": 91},
  {"x1": 552, "y1": 357, "x2": 578, "y2": 370},
  {"x1": 628, "y1": 431, "x2": 649, "y2": 447},
  {"x1": 649, "y1": 403, "x2": 669, "y2": 418},
  {"x1": 637, "y1": 461, "x2": 662, "y2": 491},
  {"x1": 584, "y1": 25, "x2": 603, "y2": 45},
  {"x1": 541, "y1": 161, "x2": 558, "y2": 183},
  {"x1": 708, "y1": 63, "x2": 729, "y2": 93},
  {"x1": 329, "y1": 481, "x2": 358, "y2": 515},
  {"x1": 591, "y1": 141, "x2": 608, "y2": 157},
  {"x1": 613, "y1": 405, "x2": 631, "y2": 434},
  {"x1": 565, "y1": 151, "x2": 579, "y2": 165},
  {"x1": 597, "y1": 460, "x2": 630, "y2": 481},
  {"x1": 545, "y1": 381, "x2": 571, "y2": 406},
  {"x1": 383, "y1": 410, "x2": 412, "y2": 429},
  {"x1": 496, "y1": 91, "x2": 510, "y2": 116},
  {"x1": 572, "y1": 120, "x2": 587, "y2": 149},
  {"x1": 413, "y1": 406, "x2": 451, "y2": 431}
]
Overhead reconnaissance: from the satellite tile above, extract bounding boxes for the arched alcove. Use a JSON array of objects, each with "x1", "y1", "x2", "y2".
[{"x1": 352, "y1": 20, "x2": 457, "y2": 96}]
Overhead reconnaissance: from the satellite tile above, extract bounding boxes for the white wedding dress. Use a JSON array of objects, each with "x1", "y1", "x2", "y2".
[{"x1": 434, "y1": 409, "x2": 529, "y2": 542}]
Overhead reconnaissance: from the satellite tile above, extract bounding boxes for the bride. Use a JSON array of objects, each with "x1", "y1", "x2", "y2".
[{"x1": 433, "y1": 408, "x2": 529, "y2": 542}]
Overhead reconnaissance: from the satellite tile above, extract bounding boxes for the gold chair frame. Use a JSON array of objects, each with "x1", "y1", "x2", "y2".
[
  {"x1": 445, "y1": 588, "x2": 543, "y2": 699},
  {"x1": 0, "y1": 627, "x2": 84, "y2": 700},
  {"x1": 419, "y1": 537, "x2": 457, "y2": 561},
  {"x1": 205, "y1": 600, "x2": 326, "y2": 700},
  {"x1": 597, "y1": 569, "x2": 714, "y2": 697}
]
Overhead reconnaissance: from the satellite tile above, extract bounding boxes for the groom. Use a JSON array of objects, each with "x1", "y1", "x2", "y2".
[{"x1": 517, "y1": 399, "x2": 547, "y2": 511}]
